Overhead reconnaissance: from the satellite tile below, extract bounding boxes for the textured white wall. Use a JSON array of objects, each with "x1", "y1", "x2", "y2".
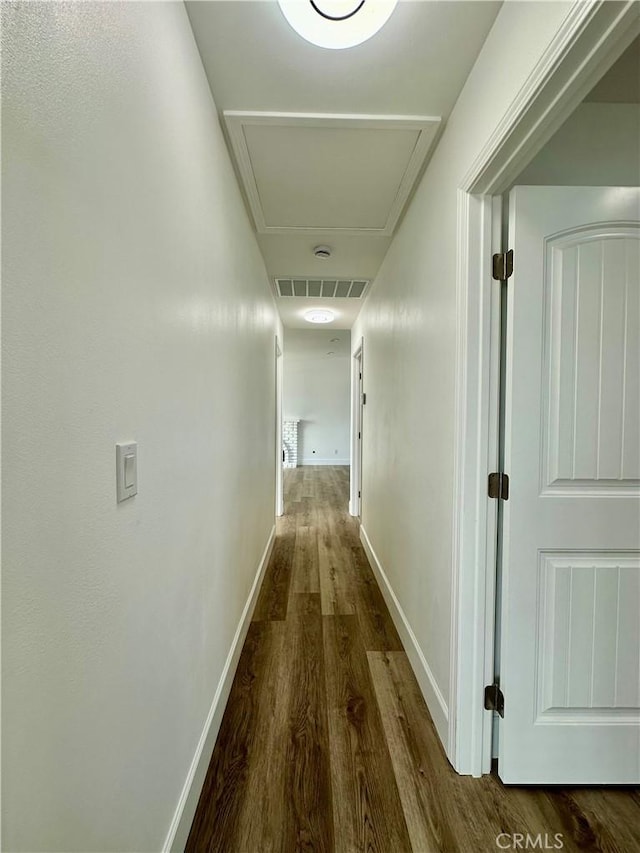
[
  {"x1": 2, "y1": 3, "x2": 278, "y2": 851},
  {"x1": 352, "y1": 1, "x2": 573, "y2": 737},
  {"x1": 517, "y1": 102, "x2": 640, "y2": 186},
  {"x1": 283, "y1": 332, "x2": 351, "y2": 465}
]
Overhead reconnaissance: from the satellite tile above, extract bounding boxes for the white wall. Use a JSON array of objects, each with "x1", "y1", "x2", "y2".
[
  {"x1": 516, "y1": 102, "x2": 640, "y2": 185},
  {"x1": 352, "y1": 1, "x2": 574, "y2": 746},
  {"x1": 2, "y1": 4, "x2": 279, "y2": 851},
  {"x1": 283, "y1": 329, "x2": 351, "y2": 465}
]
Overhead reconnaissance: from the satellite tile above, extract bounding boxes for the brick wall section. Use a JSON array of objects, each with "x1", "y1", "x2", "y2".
[{"x1": 283, "y1": 420, "x2": 299, "y2": 468}]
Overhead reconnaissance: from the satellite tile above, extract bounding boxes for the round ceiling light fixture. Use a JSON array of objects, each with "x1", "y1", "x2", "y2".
[
  {"x1": 314, "y1": 245, "x2": 332, "y2": 259},
  {"x1": 304, "y1": 308, "x2": 335, "y2": 324},
  {"x1": 278, "y1": 0, "x2": 398, "y2": 50}
]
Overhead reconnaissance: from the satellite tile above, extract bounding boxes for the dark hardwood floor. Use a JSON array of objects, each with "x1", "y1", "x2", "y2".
[{"x1": 186, "y1": 466, "x2": 640, "y2": 853}]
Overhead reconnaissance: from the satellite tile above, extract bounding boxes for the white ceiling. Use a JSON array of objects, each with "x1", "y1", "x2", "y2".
[
  {"x1": 186, "y1": 0, "x2": 503, "y2": 329},
  {"x1": 284, "y1": 327, "x2": 351, "y2": 360}
]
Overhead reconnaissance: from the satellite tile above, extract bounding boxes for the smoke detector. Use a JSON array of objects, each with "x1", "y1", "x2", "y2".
[{"x1": 314, "y1": 245, "x2": 332, "y2": 259}]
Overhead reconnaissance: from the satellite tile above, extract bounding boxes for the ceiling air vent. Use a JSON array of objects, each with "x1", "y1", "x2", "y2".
[{"x1": 275, "y1": 278, "x2": 369, "y2": 298}]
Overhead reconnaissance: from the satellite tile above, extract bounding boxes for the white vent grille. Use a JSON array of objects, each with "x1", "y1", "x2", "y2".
[{"x1": 275, "y1": 278, "x2": 369, "y2": 298}]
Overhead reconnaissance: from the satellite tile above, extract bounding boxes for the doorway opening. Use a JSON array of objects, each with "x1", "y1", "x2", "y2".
[
  {"x1": 450, "y1": 7, "x2": 640, "y2": 779},
  {"x1": 281, "y1": 327, "x2": 352, "y2": 481}
]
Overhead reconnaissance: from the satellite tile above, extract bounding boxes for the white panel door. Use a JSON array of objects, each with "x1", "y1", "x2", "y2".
[{"x1": 499, "y1": 186, "x2": 640, "y2": 784}]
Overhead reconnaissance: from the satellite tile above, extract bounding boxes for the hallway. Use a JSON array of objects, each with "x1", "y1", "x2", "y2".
[
  {"x1": 4, "y1": 2, "x2": 640, "y2": 848},
  {"x1": 186, "y1": 467, "x2": 640, "y2": 853}
]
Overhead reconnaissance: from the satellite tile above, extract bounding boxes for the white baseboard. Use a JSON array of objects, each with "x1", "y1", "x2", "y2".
[
  {"x1": 359, "y1": 525, "x2": 449, "y2": 747},
  {"x1": 300, "y1": 458, "x2": 350, "y2": 466},
  {"x1": 163, "y1": 525, "x2": 276, "y2": 852}
]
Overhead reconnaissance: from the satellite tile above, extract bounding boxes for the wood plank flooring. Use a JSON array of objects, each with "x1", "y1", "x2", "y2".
[{"x1": 186, "y1": 466, "x2": 640, "y2": 853}]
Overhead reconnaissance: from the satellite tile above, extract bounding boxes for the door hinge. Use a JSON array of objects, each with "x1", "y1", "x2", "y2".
[
  {"x1": 484, "y1": 683, "x2": 504, "y2": 717},
  {"x1": 358, "y1": 490, "x2": 361, "y2": 498},
  {"x1": 358, "y1": 431, "x2": 361, "y2": 439},
  {"x1": 488, "y1": 472, "x2": 509, "y2": 500},
  {"x1": 282, "y1": 450, "x2": 285, "y2": 463},
  {"x1": 492, "y1": 249, "x2": 513, "y2": 281},
  {"x1": 362, "y1": 393, "x2": 367, "y2": 405}
]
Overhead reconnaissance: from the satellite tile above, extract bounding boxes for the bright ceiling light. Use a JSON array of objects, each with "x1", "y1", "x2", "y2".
[
  {"x1": 304, "y1": 308, "x2": 335, "y2": 324},
  {"x1": 278, "y1": 0, "x2": 398, "y2": 50}
]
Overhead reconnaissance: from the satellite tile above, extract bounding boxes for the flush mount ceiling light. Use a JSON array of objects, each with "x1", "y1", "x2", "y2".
[
  {"x1": 278, "y1": 0, "x2": 398, "y2": 50},
  {"x1": 304, "y1": 308, "x2": 335, "y2": 324},
  {"x1": 314, "y1": 245, "x2": 332, "y2": 259}
]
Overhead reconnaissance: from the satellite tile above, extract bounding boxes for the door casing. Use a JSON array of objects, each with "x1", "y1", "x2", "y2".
[
  {"x1": 350, "y1": 339, "x2": 364, "y2": 518},
  {"x1": 275, "y1": 335, "x2": 284, "y2": 517},
  {"x1": 449, "y1": 0, "x2": 640, "y2": 776}
]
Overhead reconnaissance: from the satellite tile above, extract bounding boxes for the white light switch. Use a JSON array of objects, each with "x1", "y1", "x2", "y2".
[
  {"x1": 124, "y1": 454, "x2": 135, "y2": 488},
  {"x1": 116, "y1": 442, "x2": 137, "y2": 502}
]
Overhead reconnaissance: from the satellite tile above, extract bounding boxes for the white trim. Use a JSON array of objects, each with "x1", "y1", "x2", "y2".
[
  {"x1": 223, "y1": 111, "x2": 440, "y2": 236},
  {"x1": 450, "y1": 192, "x2": 501, "y2": 776},
  {"x1": 483, "y1": 196, "x2": 504, "y2": 773},
  {"x1": 350, "y1": 339, "x2": 363, "y2": 518},
  {"x1": 463, "y1": 1, "x2": 640, "y2": 196},
  {"x1": 275, "y1": 336, "x2": 284, "y2": 517},
  {"x1": 360, "y1": 525, "x2": 449, "y2": 745},
  {"x1": 450, "y1": 0, "x2": 640, "y2": 776},
  {"x1": 163, "y1": 526, "x2": 276, "y2": 853},
  {"x1": 300, "y1": 458, "x2": 350, "y2": 466}
]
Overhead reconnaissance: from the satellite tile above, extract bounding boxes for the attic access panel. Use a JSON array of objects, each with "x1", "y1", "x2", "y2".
[{"x1": 224, "y1": 112, "x2": 441, "y2": 236}]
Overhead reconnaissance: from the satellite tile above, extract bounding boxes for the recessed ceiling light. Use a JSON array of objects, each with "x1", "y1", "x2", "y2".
[
  {"x1": 278, "y1": 0, "x2": 398, "y2": 50},
  {"x1": 305, "y1": 308, "x2": 335, "y2": 324}
]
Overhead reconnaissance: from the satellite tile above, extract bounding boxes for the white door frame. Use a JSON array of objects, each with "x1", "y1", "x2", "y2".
[
  {"x1": 275, "y1": 334, "x2": 284, "y2": 517},
  {"x1": 350, "y1": 339, "x2": 364, "y2": 517},
  {"x1": 449, "y1": 0, "x2": 640, "y2": 776}
]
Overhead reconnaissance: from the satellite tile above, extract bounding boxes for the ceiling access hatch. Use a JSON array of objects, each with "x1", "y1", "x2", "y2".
[
  {"x1": 275, "y1": 278, "x2": 369, "y2": 298},
  {"x1": 224, "y1": 112, "x2": 441, "y2": 237}
]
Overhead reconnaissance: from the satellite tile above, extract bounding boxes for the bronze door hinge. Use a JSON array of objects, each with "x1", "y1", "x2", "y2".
[
  {"x1": 492, "y1": 249, "x2": 513, "y2": 281},
  {"x1": 484, "y1": 683, "x2": 504, "y2": 717},
  {"x1": 488, "y1": 472, "x2": 509, "y2": 500}
]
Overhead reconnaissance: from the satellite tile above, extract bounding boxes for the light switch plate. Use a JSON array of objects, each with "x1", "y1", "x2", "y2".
[{"x1": 116, "y1": 442, "x2": 137, "y2": 502}]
